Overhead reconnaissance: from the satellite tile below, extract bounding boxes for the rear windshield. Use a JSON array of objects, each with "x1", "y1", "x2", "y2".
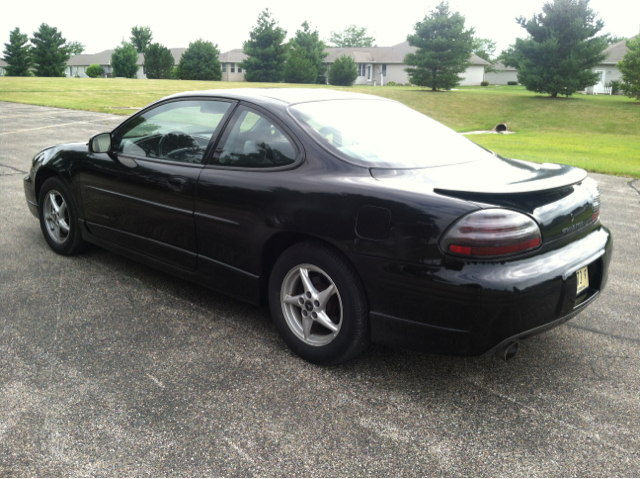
[{"x1": 288, "y1": 99, "x2": 494, "y2": 169}]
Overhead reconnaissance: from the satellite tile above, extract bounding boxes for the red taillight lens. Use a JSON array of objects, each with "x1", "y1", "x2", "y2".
[{"x1": 441, "y1": 209, "x2": 542, "y2": 258}]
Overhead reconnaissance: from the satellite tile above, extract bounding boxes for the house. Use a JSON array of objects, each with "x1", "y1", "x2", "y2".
[
  {"x1": 0, "y1": 58, "x2": 6, "y2": 75},
  {"x1": 585, "y1": 39, "x2": 630, "y2": 94},
  {"x1": 484, "y1": 62, "x2": 518, "y2": 85},
  {"x1": 65, "y1": 48, "x2": 187, "y2": 79},
  {"x1": 323, "y1": 41, "x2": 489, "y2": 86},
  {"x1": 219, "y1": 49, "x2": 247, "y2": 81}
]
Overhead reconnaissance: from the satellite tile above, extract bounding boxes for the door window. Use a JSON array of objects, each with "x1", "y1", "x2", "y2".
[
  {"x1": 214, "y1": 107, "x2": 297, "y2": 168},
  {"x1": 113, "y1": 100, "x2": 232, "y2": 164}
]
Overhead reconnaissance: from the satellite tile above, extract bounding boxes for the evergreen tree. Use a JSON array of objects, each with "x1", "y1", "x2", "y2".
[
  {"x1": 178, "y1": 39, "x2": 221, "y2": 81},
  {"x1": 619, "y1": 36, "x2": 640, "y2": 101},
  {"x1": 328, "y1": 55, "x2": 358, "y2": 86},
  {"x1": 240, "y1": 9, "x2": 288, "y2": 83},
  {"x1": 328, "y1": 25, "x2": 375, "y2": 47},
  {"x1": 291, "y1": 21, "x2": 328, "y2": 84},
  {"x1": 404, "y1": 2, "x2": 475, "y2": 91},
  {"x1": 30, "y1": 23, "x2": 71, "y2": 77},
  {"x1": 509, "y1": 0, "x2": 609, "y2": 97},
  {"x1": 144, "y1": 43, "x2": 175, "y2": 79},
  {"x1": 111, "y1": 40, "x2": 139, "y2": 78},
  {"x1": 2, "y1": 27, "x2": 32, "y2": 76},
  {"x1": 283, "y1": 48, "x2": 317, "y2": 84},
  {"x1": 130, "y1": 26, "x2": 153, "y2": 53}
]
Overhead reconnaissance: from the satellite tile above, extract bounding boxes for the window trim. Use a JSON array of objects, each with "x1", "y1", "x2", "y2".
[
  {"x1": 110, "y1": 97, "x2": 238, "y2": 167},
  {"x1": 204, "y1": 101, "x2": 304, "y2": 172}
]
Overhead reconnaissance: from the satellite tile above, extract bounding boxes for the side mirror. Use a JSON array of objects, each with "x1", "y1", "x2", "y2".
[{"x1": 89, "y1": 132, "x2": 112, "y2": 153}]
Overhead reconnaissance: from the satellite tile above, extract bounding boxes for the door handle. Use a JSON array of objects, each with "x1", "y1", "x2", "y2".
[{"x1": 167, "y1": 176, "x2": 188, "y2": 191}]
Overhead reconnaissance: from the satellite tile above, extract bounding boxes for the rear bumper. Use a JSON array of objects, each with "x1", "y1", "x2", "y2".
[{"x1": 352, "y1": 226, "x2": 612, "y2": 356}]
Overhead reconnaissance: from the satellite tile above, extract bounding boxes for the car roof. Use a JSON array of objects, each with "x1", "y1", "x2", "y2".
[{"x1": 165, "y1": 88, "x2": 392, "y2": 105}]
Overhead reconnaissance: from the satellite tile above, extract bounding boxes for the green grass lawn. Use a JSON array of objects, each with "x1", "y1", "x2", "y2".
[{"x1": 1, "y1": 77, "x2": 638, "y2": 177}]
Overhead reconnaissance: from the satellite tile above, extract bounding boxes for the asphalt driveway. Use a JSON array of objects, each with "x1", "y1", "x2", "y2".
[{"x1": 1, "y1": 101, "x2": 639, "y2": 476}]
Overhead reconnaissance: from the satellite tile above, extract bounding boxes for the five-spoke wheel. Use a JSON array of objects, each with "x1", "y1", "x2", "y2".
[
  {"x1": 38, "y1": 177, "x2": 86, "y2": 255},
  {"x1": 269, "y1": 242, "x2": 369, "y2": 365}
]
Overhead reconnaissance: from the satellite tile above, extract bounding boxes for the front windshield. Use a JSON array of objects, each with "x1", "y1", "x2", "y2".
[{"x1": 289, "y1": 99, "x2": 494, "y2": 169}]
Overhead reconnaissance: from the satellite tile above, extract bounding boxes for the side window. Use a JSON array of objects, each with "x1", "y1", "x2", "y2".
[
  {"x1": 215, "y1": 107, "x2": 297, "y2": 168},
  {"x1": 112, "y1": 100, "x2": 232, "y2": 164}
]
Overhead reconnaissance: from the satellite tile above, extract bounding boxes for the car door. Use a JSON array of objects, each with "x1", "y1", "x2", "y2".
[
  {"x1": 194, "y1": 104, "x2": 301, "y2": 301},
  {"x1": 80, "y1": 98, "x2": 235, "y2": 271}
]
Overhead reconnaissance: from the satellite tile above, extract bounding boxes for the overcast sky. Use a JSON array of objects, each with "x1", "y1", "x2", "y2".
[{"x1": 3, "y1": 0, "x2": 639, "y2": 56}]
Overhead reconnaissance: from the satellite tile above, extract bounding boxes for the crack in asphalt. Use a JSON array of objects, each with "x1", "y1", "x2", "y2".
[
  {"x1": 0, "y1": 163, "x2": 27, "y2": 175},
  {"x1": 567, "y1": 322, "x2": 640, "y2": 345},
  {"x1": 628, "y1": 179, "x2": 640, "y2": 201}
]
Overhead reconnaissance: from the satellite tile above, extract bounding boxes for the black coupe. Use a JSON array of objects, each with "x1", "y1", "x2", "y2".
[{"x1": 24, "y1": 89, "x2": 612, "y2": 364}]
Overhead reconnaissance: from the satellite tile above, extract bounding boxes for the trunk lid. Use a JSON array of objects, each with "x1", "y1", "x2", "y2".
[{"x1": 370, "y1": 156, "x2": 601, "y2": 245}]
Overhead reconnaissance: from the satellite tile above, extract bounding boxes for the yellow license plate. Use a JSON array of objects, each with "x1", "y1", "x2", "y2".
[{"x1": 576, "y1": 266, "x2": 589, "y2": 294}]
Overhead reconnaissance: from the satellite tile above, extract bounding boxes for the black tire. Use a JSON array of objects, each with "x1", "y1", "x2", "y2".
[
  {"x1": 269, "y1": 242, "x2": 370, "y2": 365},
  {"x1": 38, "y1": 176, "x2": 86, "y2": 256}
]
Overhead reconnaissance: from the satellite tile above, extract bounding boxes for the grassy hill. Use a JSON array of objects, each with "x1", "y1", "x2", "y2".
[{"x1": 1, "y1": 77, "x2": 638, "y2": 177}]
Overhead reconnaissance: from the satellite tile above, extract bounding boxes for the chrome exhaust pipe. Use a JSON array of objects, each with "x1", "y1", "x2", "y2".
[{"x1": 498, "y1": 341, "x2": 519, "y2": 361}]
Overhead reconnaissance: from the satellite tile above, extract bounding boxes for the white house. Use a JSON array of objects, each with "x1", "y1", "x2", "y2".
[
  {"x1": 65, "y1": 48, "x2": 187, "y2": 79},
  {"x1": 585, "y1": 39, "x2": 630, "y2": 94},
  {"x1": 484, "y1": 62, "x2": 518, "y2": 85},
  {"x1": 323, "y1": 41, "x2": 489, "y2": 86},
  {"x1": 0, "y1": 58, "x2": 6, "y2": 75}
]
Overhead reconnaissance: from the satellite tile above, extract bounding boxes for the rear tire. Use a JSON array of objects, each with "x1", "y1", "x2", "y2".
[
  {"x1": 38, "y1": 176, "x2": 86, "y2": 256},
  {"x1": 269, "y1": 242, "x2": 370, "y2": 365}
]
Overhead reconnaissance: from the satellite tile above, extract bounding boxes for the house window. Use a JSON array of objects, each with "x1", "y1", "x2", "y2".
[
  {"x1": 358, "y1": 64, "x2": 366, "y2": 77},
  {"x1": 222, "y1": 63, "x2": 227, "y2": 73},
  {"x1": 231, "y1": 63, "x2": 235, "y2": 73},
  {"x1": 238, "y1": 66, "x2": 242, "y2": 73},
  {"x1": 367, "y1": 65, "x2": 371, "y2": 81},
  {"x1": 382, "y1": 64, "x2": 387, "y2": 76}
]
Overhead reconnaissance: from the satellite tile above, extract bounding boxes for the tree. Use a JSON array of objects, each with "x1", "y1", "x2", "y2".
[
  {"x1": 130, "y1": 26, "x2": 153, "y2": 53},
  {"x1": 67, "y1": 41, "x2": 85, "y2": 56},
  {"x1": 472, "y1": 37, "x2": 499, "y2": 73},
  {"x1": 328, "y1": 55, "x2": 358, "y2": 86},
  {"x1": 178, "y1": 39, "x2": 221, "y2": 80},
  {"x1": 240, "y1": 9, "x2": 288, "y2": 82},
  {"x1": 284, "y1": 48, "x2": 317, "y2": 84},
  {"x1": 509, "y1": 0, "x2": 609, "y2": 97},
  {"x1": 30, "y1": 23, "x2": 71, "y2": 77},
  {"x1": 144, "y1": 43, "x2": 175, "y2": 79},
  {"x1": 404, "y1": 2, "x2": 475, "y2": 91},
  {"x1": 290, "y1": 21, "x2": 328, "y2": 83},
  {"x1": 605, "y1": 34, "x2": 627, "y2": 45},
  {"x1": 111, "y1": 40, "x2": 139, "y2": 78},
  {"x1": 619, "y1": 36, "x2": 640, "y2": 101},
  {"x1": 328, "y1": 25, "x2": 375, "y2": 47},
  {"x1": 85, "y1": 64, "x2": 103, "y2": 78},
  {"x1": 2, "y1": 27, "x2": 32, "y2": 76}
]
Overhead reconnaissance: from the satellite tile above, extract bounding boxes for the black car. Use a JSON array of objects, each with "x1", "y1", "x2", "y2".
[{"x1": 24, "y1": 88, "x2": 612, "y2": 364}]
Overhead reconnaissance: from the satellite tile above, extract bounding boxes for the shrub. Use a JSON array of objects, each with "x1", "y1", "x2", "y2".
[
  {"x1": 85, "y1": 64, "x2": 103, "y2": 78},
  {"x1": 480, "y1": 81, "x2": 489, "y2": 86},
  {"x1": 386, "y1": 81, "x2": 397, "y2": 86},
  {"x1": 328, "y1": 55, "x2": 358, "y2": 86},
  {"x1": 404, "y1": 83, "x2": 412, "y2": 86},
  {"x1": 608, "y1": 80, "x2": 622, "y2": 95},
  {"x1": 507, "y1": 81, "x2": 518, "y2": 85}
]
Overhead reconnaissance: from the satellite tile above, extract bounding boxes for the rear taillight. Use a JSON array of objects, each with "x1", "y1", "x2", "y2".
[{"x1": 440, "y1": 209, "x2": 542, "y2": 258}]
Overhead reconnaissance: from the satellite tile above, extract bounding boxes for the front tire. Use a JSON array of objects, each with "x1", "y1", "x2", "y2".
[
  {"x1": 38, "y1": 176, "x2": 86, "y2": 256},
  {"x1": 269, "y1": 242, "x2": 370, "y2": 365}
]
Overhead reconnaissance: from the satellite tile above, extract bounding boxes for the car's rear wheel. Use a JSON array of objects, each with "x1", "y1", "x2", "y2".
[
  {"x1": 269, "y1": 242, "x2": 370, "y2": 365},
  {"x1": 38, "y1": 177, "x2": 86, "y2": 255}
]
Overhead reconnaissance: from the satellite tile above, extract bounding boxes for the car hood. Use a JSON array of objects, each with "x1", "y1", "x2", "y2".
[{"x1": 369, "y1": 156, "x2": 587, "y2": 195}]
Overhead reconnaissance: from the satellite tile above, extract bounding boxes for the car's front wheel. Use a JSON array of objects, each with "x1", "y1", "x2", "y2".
[
  {"x1": 38, "y1": 176, "x2": 86, "y2": 255},
  {"x1": 269, "y1": 242, "x2": 370, "y2": 365}
]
